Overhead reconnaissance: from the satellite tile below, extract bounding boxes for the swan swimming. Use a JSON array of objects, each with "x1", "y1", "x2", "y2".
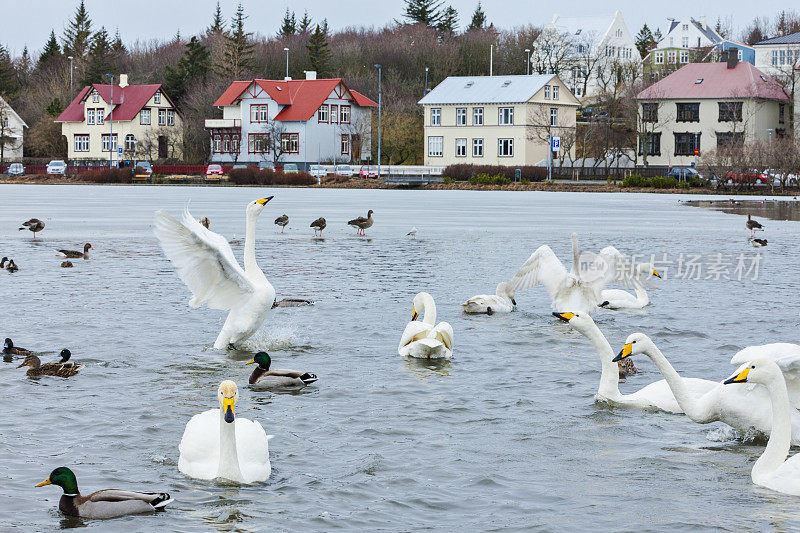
[
  {"x1": 509, "y1": 234, "x2": 628, "y2": 315},
  {"x1": 598, "y1": 263, "x2": 661, "y2": 310},
  {"x1": 154, "y1": 198, "x2": 276, "y2": 350},
  {"x1": 178, "y1": 380, "x2": 272, "y2": 484},
  {"x1": 462, "y1": 282, "x2": 516, "y2": 315},
  {"x1": 615, "y1": 334, "x2": 800, "y2": 444},
  {"x1": 399, "y1": 292, "x2": 454, "y2": 359},
  {"x1": 554, "y1": 312, "x2": 716, "y2": 410},
  {"x1": 724, "y1": 359, "x2": 800, "y2": 495}
]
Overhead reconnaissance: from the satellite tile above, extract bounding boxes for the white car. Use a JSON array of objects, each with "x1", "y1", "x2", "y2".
[
  {"x1": 46, "y1": 160, "x2": 67, "y2": 175},
  {"x1": 6, "y1": 163, "x2": 24, "y2": 176},
  {"x1": 308, "y1": 164, "x2": 327, "y2": 178},
  {"x1": 334, "y1": 164, "x2": 354, "y2": 177}
]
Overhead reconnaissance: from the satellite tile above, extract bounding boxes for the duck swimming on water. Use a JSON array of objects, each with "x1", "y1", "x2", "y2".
[
  {"x1": 17, "y1": 352, "x2": 83, "y2": 377},
  {"x1": 3, "y1": 338, "x2": 31, "y2": 356},
  {"x1": 246, "y1": 352, "x2": 317, "y2": 387}
]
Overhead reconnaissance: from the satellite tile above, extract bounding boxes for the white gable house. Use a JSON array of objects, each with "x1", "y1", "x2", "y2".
[{"x1": 0, "y1": 96, "x2": 27, "y2": 162}]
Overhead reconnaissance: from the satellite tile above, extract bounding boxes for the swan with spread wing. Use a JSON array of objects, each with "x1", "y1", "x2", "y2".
[{"x1": 154, "y1": 197, "x2": 276, "y2": 350}]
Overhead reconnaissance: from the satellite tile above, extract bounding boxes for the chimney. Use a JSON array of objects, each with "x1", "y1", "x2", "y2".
[
  {"x1": 304, "y1": 70, "x2": 317, "y2": 80},
  {"x1": 727, "y1": 48, "x2": 739, "y2": 69},
  {"x1": 119, "y1": 74, "x2": 128, "y2": 88}
]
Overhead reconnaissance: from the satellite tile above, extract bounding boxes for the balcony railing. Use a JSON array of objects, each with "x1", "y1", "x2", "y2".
[{"x1": 204, "y1": 119, "x2": 241, "y2": 128}]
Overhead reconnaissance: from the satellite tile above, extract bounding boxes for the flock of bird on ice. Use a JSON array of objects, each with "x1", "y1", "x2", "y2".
[{"x1": 5, "y1": 197, "x2": 799, "y2": 521}]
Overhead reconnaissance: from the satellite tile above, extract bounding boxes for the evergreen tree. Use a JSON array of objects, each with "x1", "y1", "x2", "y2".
[
  {"x1": 279, "y1": 9, "x2": 297, "y2": 37},
  {"x1": 112, "y1": 28, "x2": 126, "y2": 56},
  {"x1": 467, "y1": 2, "x2": 487, "y2": 31},
  {"x1": 320, "y1": 18, "x2": 329, "y2": 35},
  {"x1": 208, "y1": 1, "x2": 225, "y2": 34},
  {"x1": 40, "y1": 30, "x2": 62, "y2": 65},
  {"x1": 83, "y1": 27, "x2": 116, "y2": 84},
  {"x1": 634, "y1": 24, "x2": 656, "y2": 58},
  {"x1": 404, "y1": 0, "x2": 442, "y2": 26},
  {"x1": 62, "y1": 0, "x2": 93, "y2": 58},
  {"x1": 0, "y1": 45, "x2": 18, "y2": 97},
  {"x1": 306, "y1": 24, "x2": 331, "y2": 76},
  {"x1": 437, "y1": 5, "x2": 458, "y2": 35},
  {"x1": 46, "y1": 98, "x2": 64, "y2": 117},
  {"x1": 653, "y1": 29, "x2": 662, "y2": 43},
  {"x1": 165, "y1": 36, "x2": 210, "y2": 102},
  {"x1": 299, "y1": 11, "x2": 313, "y2": 33},
  {"x1": 221, "y1": 3, "x2": 254, "y2": 78}
]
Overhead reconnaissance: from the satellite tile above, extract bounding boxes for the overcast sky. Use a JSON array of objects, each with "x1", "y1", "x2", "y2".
[{"x1": 0, "y1": 0, "x2": 789, "y2": 56}]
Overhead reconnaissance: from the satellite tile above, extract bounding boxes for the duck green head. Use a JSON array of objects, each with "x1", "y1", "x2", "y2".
[
  {"x1": 246, "y1": 352, "x2": 271, "y2": 370},
  {"x1": 36, "y1": 467, "x2": 79, "y2": 495},
  {"x1": 59, "y1": 349, "x2": 71, "y2": 363}
]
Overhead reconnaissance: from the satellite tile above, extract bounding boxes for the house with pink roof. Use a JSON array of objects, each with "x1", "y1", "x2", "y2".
[
  {"x1": 635, "y1": 53, "x2": 790, "y2": 167},
  {"x1": 56, "y1": 74, "x2": 183, "y2": 162}
]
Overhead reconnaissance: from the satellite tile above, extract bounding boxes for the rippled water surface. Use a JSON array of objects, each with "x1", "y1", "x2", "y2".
[{"x1": 2, "y1": 185, "x2": 800, "y2": 531}]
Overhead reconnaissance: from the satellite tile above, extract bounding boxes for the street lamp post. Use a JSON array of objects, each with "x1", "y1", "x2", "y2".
[
  {"x1": 284, "y1": 47, "x2": 290, "y2": 79},
  {"x1": 525, "y1": 49, "x2": 531, "y2": 75},
  {"x1": 68, "y1": 56, "x2": 73, "y2": 91},
  {"x1": 424, "y1": 66, "x2": 429, "y2": 95},
  {"x1": 374, "y1": 64, "x2": 382, "y2": 179},
  {"x1": 106, "y1": 73, "x2": 114, "y2": 168}
]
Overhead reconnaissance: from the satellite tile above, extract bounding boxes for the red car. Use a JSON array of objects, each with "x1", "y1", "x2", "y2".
[
  {"x1": 725, "y1": 170, "x2": 767, "y2": 185},
  {"x1": 206, "y1": 164, "x2": 223, "y2": 176},
  {"x1": 359, "y1": 165, "x2": 379, "y2": 178}
]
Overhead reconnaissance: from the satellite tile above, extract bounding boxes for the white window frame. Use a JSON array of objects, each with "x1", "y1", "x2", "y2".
[
  {"x1": 318, "y1": 104, "x2": 329, "y2": 123},
  {"x1": 87, "y1": 108, "x2": 95, "y2": 125},
  {"x1": 97, "y1": 109, "x2": 105, "y2": 124},
  {"x1": 552, "y1": 85, "x2": 559, "y2": 100},
  {"x1": 74, "y1": 134, "x2": 89, "y2": 152},
  {"x1": 167, "y1": 109, "x2": 175, "y2": 126},
  {"x1": 428, "y1": 136, "x2": 443, "y2": 157},
  {"x1": 456, "y1": 107, "x2": 467, "y2": 126},
  {"x1": 339, "y1": 105, "x2": 350, "y2": 124},
  {"x1": 430, "y1": 108, "x2": 441, "y2": 126},
  {"x1": 472, "y1": 138, "x2": 483, "y2": 157},
  {"x1": 544, "y1": 85, "x2": 550, "y2": 99},
  {"x1": 498, "y1": 107, "x2": 514, "y2": 125},
  {"x1": 124, "y1": 134, "x2": 137, "y2": 152},
  {"x1": 680, "y1": 50, "x2": 689, "y2": 63},
  {"x1": 92, "y1": 92, "x2": 99, "y2": 103},
  {"x1": 140, "y1": 108, "x2": 150, "y2": 125},
  {"x1": 101, "y1": 133, "x2": 118, "y2": 152},
  {"x1": 655, "y1": 51, "x2": 664, "y2": 65},
  {"x1": 154, "y1": 91, "x2": 161, "y2": 104},
  {"x1": 455, "y1": 138, "x2": 467, "y2": 157},
  {"x1": 213, "y1": 134, "x2": 221, "y2": 153},
  {"x1": 550, "y1": 108, "x2": 558, "y2": 127},
  {"x1": 498, "y1": 138, "x2": 514, "y2": 157},
  {"x1": 667, "y1": 51, "x2": 677, "y2": 63},
  {"x1": 473, "y1": 107, "x2": 483, "y2": 125},
  {"x1": 158, "y1": 108, "x2": 166, "y2": 126},
  {"x1": 341, "y1": 134, "x2": 350, "y2": 155},
  {"x1": 772, "y1": 50, "x2": 778, "y2": 65},
  {"x1": 682, "y1": 37, "x2": 689, "y2": 48}
]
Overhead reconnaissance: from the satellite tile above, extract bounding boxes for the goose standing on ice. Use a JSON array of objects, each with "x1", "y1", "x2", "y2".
[
  {"x1": 310, "y1": 217, "x2": 326, "y2": 236},
  {"x1": 746, "y1": 214, "x2": 764, "y2": 237},
  {"x1": 348, "y1": 210, "x2": 374, "y2": 235},
  {"x1": 274, "y1": 214, "x2": 289, "y2": 233},
  {"x1": 19, "y1": 218, "x2": 45, "y2": 238}
]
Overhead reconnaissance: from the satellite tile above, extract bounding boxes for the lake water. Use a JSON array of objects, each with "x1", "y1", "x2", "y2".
[{"x1": 2, "y1": 185, "x2": 800, "y2": 531}]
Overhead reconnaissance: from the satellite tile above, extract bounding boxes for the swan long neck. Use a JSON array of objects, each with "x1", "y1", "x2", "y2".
[
  {"x1": 243, "y1": 208, "x2": 262, "y2": 276},
  {"x1": 421, "y1": 294, "x2": 437, "y2": 325},
  {"x1": 643, "y1": 344, "x2": 710, "y2": 421},
  {"x1": 570, "y1": 234, "x2": 580, "y2": 278},
  {"x1": 582, "y1": 323, "x2": 620, "y2": 399},
  {"x1": 633, "y1": 279, "x2": 649, "y2": 306},
  {"x1": 218, "y1": 409, "x2": 243, "y2": 481},
  {"x1": 755, "y1": 374, "x2": 793, "y2": 477}
]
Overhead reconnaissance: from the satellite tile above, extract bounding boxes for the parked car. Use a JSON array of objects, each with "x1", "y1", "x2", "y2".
[
  {"x1": 46, "y1": 160, "x2": 67, "y2": 175},
  {"x1": 763, "y1": 169, "x2": 799, "y2": 187},
  {"x1": 283, "y1": 163, "x2": 299, "y2": 174},
  {"x1": 308, "y1": 164, "x2": 327, "y2": 178},
  {"x1": 724, "y1": 170, "x2": 767, "y2": 185},
  {"x1": 667, "y1": 166, "x2": 703, "y2": 182},
  {"x1": 206, "y1": 164, "x2": 223, "y2": 176},
  {"x1": 6, "y1": 163, "x2": 24, "y2": 176},
  {"x1": 232, "y1": 164, "x2": 250, "y2": 170},
  {"x1": 334, "y1": 164, "x2": 354, "y2": 177},
  {"x1": 257, "y1": 161, "x2": 275, "y2": 170},
  {"x1": 359, "y1": 165, "x2": 379, "y2": 178},
  {"x1": 134, "y1": 161, "x2": 152, "y2": 175}
]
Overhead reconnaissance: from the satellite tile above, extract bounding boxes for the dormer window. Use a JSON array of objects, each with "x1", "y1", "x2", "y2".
[
  {"x1": 92, "y1": 91, "x2": 99, "y2": 103},
  {"x1": 154, "y1": 91, "x2": 161, "y2": 104}
]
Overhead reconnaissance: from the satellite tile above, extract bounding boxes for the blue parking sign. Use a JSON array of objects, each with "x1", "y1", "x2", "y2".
[{"x1": 551, "y1": 136, "x2": 561, "y2": 152}]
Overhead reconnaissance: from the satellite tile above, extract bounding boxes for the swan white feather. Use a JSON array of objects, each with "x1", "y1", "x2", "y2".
[
  {"x1": 399, "y1": 292, "x2": 453, "y2": 359},
  {"x1": 462, "y1": 282, "x2": 516, "y2": 314},
  {"x1": 154, "y1": 198, "x2": 276, "y2": 349}
]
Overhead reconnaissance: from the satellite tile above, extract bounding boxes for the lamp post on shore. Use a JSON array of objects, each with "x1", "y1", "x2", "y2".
[
  {"x1": 106, "y1": 73, "x2": 114, "y2": 168},
  {"x1": 374, "y1": 64, "x2": 382, "y2": 179}
]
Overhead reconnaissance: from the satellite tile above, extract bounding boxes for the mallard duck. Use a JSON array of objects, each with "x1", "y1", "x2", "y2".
[
  {"x1": 56, "y1": 243, "x2": 93, "y2": 259},
  {"x1": 246, "y1": 352, "x2": 317, "y2": 387},
  {"x1": 348, "y1": 210, "x2": 374, "y2": 235},
  {"x1": 35, "y1": 467, "x2": 173, "y2": 519},
  {"x1": 61, "y1": 261, "x2": 74, "y2": 268},
  {"x1": 310, "y1": 217, "x2": 326, "y2": 236},
  {"x1": 19, "y1": 218, "x2": 45, "y2": 238},
  {"x1": 750, "y1": 237, "x2": 768, "y2": 247},
  {"x1": 3, "y1": 338, "x2": 31, "y2": 356},
  {"x1": 2, "y1": 257, "x2": 19, "y2": 272},
  {"x1": 274, "y1": 214, "x2": 289, "y2": 233},
  {"x1": 17, "y1": 353, "x2": 83, "y2": 377}
]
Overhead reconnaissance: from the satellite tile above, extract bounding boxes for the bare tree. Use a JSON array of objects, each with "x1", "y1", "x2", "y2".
[{"x1": 0, "y1": 99, "x2": 20, "y2": 167}]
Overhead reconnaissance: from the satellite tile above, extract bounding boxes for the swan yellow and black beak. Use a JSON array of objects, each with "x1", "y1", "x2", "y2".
[
  {"x1": 553, "y1": 312, "x2": 575, "y2": 322},
  {"x1": 412, "y1": 306, "x2": 418, "y2": 321},
  {"x1": 653, "y1": 269, "x2": 662, "y2": 278},
  {"x1": 256, "y1": 196, "x2": 274, "y2": 205},
  {"x1": 222, "y1": 396, "x2": 235, "y2": 423},
  {"x1": 724, "y1": 367, "x2": 750, "y2": 385},
  {"x1": 35, "y1": 478, "x2": 52, "y2": 487},
  {"x1": 613, "y1": 343, "x2": 632, "y2": 362}
]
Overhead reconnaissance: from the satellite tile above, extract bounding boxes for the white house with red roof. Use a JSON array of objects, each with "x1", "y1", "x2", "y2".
[
  {"x1": 56, "y1": 74, "x2": 183, "y2": 162},
  {"x1": 635, "y1": 54, "x2": 790, "y2": 167},
  {"x1": 206, "y1": 71, "x2": 377, "y2": 167}
]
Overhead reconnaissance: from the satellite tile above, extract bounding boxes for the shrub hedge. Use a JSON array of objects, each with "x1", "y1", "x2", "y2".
[
  {"x1": 228, "y1": 167, "x2": 315, "y2": 186},
  {"x1": 443, "y1": 164, "x2": 547, "y2": 182},
  {"x1": 621, "y1": 175, "x2": 702, "y2": 189},
  {"x1": 79, "y1": 168, "x2": 133, "y2": 183}
]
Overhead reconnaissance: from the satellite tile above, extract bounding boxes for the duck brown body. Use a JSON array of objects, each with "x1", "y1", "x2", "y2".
[
  {"x1": 18, "y1": 355, "x2": 83, "y2": 378},
  {"x1": 348, "y1": 210, "x2": 374, "y2": 235},
  {"x1": 57, "y1": 243, "x2": 93, "y2": 259},
  {"x1": 19, "y1": 218, "x2": 45, "y2": 237},
  {"x1": 274, "y1": 214, "x2": 289, "y2": 232},
  {"x1": 310, "y1": 217, "x2": 326, "y2": 235},
  {"x1": 3, "y1": 338, "x2": 31, "y2": 356}
]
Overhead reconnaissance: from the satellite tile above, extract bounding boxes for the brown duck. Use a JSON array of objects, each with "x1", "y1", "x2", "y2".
[
  {"x1": 17, "y1": 351, "x2": 83, "y2": 377},
  {"x1": 348, "y1": 210, "x2": 374, "y2": 235},
  {"x1": 274, "y1": 214, "x2": 289, "y2": 233},
  {"x1": 4, "y1": 338, "x2": 31, "y2": 356},
  {"x1": 57, "y1": 243, "x2": 93, "y2": 259},
  {"x1": 310, "y1": 217, "x2": 326, "y2": 236},
  {"x1": 19, "y1": 218, "x2": 45, "y2": 238}
]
